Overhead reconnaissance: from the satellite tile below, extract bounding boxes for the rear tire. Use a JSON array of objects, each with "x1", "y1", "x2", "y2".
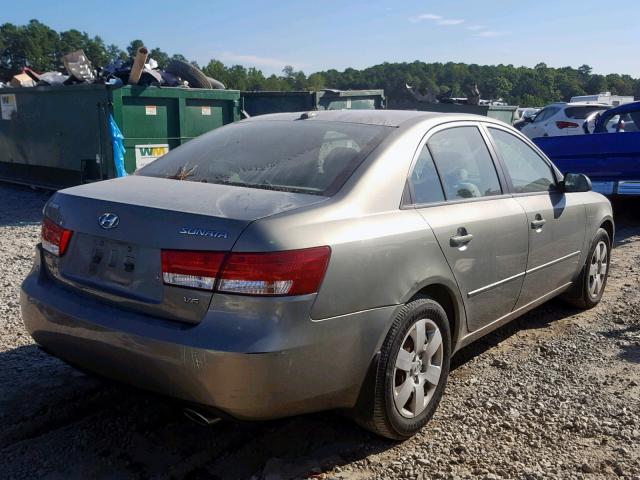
[
  {"x1": 359, "y1": 299, "x2": 451, "y2": 440},
  {"x1": 564, "y1": 228, "x2": 611, "y2": 309}
]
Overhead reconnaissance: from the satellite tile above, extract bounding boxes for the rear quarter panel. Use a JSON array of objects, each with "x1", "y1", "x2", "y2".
[{"x1": 234, "y1": 205, "x2": 461, "y2": 321}]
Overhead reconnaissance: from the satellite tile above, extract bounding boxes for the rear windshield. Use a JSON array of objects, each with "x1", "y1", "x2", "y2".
[
  {"x1": 137, "y1": 120, "x2": 391, "y2": 195},
  {"x1": 565, "y1": 106, "x2": 608, "y2": 119}
]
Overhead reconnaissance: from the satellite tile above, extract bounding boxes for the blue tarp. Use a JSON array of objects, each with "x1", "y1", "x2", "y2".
[{"x1": 109, "y1": 114, "x2": 127, "y2": 177}]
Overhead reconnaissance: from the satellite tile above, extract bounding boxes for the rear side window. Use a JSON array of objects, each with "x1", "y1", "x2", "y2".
[
  {"x1": 565, "y1": 106, "x2": 608, "y2": 119},
  {"x1": 138, "y1": 120, "x2": 391, "y2": 195},
  {"x1": 534, "y1": 107, "x2": 560, "y2": 122},
  {"x1": 427, "y1": 127, "x2": 502, "y2": 200},
  {"x1": 489, "y1": 128, "x2": 557, "y2": 193},
  {"x1": 409, "y1": 146, "x2": 445, "y2": 204}
]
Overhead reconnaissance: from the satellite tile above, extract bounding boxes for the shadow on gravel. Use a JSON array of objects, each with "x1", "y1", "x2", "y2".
[
  {"x1": 0, "y1": 183, "x2": 50, "y2": 227},
  {"x1": 0, "y1": 343, "x2": 394, "y2": 479},
  {"x1": 602, "y1": 322, "x2": 640, "y2": 364}
]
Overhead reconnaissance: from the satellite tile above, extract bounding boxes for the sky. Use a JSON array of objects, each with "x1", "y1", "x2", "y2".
[{"x1": 4, "y1": 0, "x2": 640, "y2": 77}]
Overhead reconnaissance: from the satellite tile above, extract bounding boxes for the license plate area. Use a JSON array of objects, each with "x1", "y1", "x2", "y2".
[{"x1": 88, "y1": 238, "x2": 139, "y2": 286}]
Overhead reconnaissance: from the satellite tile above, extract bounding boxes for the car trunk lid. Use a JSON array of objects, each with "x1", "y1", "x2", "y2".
[{"x1": 43, "y1": 175, "x2": 326, "y2": 323}]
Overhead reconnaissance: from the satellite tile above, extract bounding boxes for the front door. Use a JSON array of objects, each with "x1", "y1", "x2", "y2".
[
  {"x1": 486, "y1": 126, "x2": 586, "y2": 308},
  {"x1": 410, "y1": 124, "x2": 529, "y2": 332}
]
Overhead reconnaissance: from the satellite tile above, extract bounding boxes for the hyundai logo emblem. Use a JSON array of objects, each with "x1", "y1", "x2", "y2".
[{"x1": 98, "y1": 212, "x2": 119, "y2": 230}]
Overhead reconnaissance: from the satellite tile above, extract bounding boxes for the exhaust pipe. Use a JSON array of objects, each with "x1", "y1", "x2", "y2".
[{"x1": 183, "y1": 407, "x2": 221, "y2": 426}]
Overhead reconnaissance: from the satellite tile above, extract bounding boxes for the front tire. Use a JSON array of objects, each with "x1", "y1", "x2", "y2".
[
  {"x1": 360, "y1": 299, "x2": 451, "y2": 440},
  {"x1": 565, "y1": 227, "x2": 611, "y2": 309}
]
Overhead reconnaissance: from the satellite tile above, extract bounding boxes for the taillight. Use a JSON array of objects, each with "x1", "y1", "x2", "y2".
[
  {"x1": 41, "y1": 217, "x2": 72, "y2": 256},
  {"x1": 217, "y1": 247, "x2": 331, "y2": 296},
  {"x1": 161, "y1": 250, "x2": 225, "y2": 290},
  {"x1": 556, "y1": 121, "x2": 579, "y2": 129}
]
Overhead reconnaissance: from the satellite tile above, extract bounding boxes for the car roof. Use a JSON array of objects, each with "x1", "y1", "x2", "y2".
[{"x1": 241, "y1": 109, "x2": 480, "y2": 128}]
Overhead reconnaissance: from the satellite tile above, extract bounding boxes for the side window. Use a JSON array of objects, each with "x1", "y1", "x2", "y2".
[
  {"x1": 409, "y1": 146, "x2": 445, "y2": 204},
  {"x1": 489, "y1": 128, "x2": 557, "y2": 193},
  {"x1": 427, "y1": 126, "x2": 502, "y2": 200}
]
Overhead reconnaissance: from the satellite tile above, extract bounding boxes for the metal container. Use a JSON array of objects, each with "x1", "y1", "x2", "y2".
[
  {"x1": 386, "y1": 98, "x2": 518, "y2": 124},
  {"x1": 0, "y1": 85, "x2": 241, "y2": 189},
  {"x1": 241, "y1": 89, "x2": 385, "y2": 116}
]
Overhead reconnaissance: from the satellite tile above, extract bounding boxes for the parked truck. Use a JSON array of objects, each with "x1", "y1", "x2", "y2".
[{"x1": 534, "y1": 101, "x2": 640, "y2": 196}]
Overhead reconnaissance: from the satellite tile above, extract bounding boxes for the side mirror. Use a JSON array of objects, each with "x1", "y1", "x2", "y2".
[{"x1": 562, "y1": 173, "x2": 592, "y2": 193}]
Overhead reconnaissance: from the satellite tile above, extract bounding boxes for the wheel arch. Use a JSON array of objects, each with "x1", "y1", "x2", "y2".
[
  {"x1": 600, "y1": 217, "x2": 614, "y2": 244},
  {"x1": 351, "y1": 281, "x2": 461, "y2": 428},
  {"x1": 407, "y1": 282, "x2": 464, "y2": 350}
]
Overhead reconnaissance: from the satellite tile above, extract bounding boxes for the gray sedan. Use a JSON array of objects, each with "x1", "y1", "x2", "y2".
[{"x1": 21, "y1": 110, "x2": 613, "y2": 439}]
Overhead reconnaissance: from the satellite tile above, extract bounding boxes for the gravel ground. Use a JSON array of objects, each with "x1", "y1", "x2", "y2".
[{"x1": 0, "y1": 183, "x2": 638, "y2": 480}]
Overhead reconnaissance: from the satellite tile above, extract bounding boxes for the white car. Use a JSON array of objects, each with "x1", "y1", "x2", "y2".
[{"x1": 521, "y1": 102, "x2": 610, "y2": 139}]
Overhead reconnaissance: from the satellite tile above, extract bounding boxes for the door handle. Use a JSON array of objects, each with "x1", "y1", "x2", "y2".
[
  {"x1": 450, "y1": 228, "x2": 473, "y2": 247},
  {"x1": 531, "y1": 215, "x2": 546, "y2": 229}
]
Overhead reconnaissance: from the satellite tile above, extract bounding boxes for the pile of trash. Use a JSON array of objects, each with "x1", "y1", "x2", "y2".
[{"x1": 1, "y1": 47, "x2": 225, "y2": 90}]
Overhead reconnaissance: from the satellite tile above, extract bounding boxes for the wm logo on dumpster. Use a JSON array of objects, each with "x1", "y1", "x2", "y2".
[{"x1": 134, "y1": 143, "x2": 169, "y2": 169}]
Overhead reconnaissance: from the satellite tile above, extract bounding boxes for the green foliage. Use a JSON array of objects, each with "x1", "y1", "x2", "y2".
[
  {"x1": 0, "y1": 20, "x2": 638, "y2": 107},
  {"x1": 312, "y1": 61, "x2": 638, "y2": 106},
  {"x1": 126, "y1": 39, "x2": 144, "y2": 58}
]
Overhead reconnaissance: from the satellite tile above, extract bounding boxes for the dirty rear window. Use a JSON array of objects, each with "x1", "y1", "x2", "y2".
[{"x1": 137, "y1": 120, "x2": 391, "y2": 195}]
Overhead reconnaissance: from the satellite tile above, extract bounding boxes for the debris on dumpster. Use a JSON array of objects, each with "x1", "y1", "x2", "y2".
[
  {"x1": 207, "y1": 76, "x2": 226, "y2": 90},
  {"x1": 10, "y1": 73, "x2": 37, "y2": 88},
  {"x1": 165, "y1": 59, "x2": 213, "y2": 89},
  {"x1": 39, "y1": 71, "x2": 69, "y2": 86},
  {"x1": 128, "y1": 47, "x2": 148, "y2": 85},
  {"x1": 62, "y1": 50, "x2": 96, "y2": 83},
  {"x1": 2, "y1": 45, "x2": 225, "y2": 91}
]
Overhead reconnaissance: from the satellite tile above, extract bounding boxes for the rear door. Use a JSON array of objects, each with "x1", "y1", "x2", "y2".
[
  {"x1": 525, "y1": 106, "x2": 561, "y2": 138},
  {"x1": 409, "y1": 123, "x2": 529, "y2": 332},
  {"x1": 485, "y1": 125, "x2": 586, "y2": 308}
]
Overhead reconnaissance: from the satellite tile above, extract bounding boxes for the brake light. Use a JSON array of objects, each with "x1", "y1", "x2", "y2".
[
  {"x1": 161, "y1": 250, "x2": 225, "y2": 290},
  {"x1": 41, "y1": 217, "x2": 72, "y2": 256},
  {"x1": 217, "y1": 247, "x2": 331, "y2": 296},
  {"x1": 556, "y1": 121, "x2": 579, "y2": 129}
]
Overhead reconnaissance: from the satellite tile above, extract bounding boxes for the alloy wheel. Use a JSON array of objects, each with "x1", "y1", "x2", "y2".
[
  {"x1": 588, "y1": 240, "x2": 608, "y2": 298},
  {"x1": 393, "y1": 318, "x2": 444, "y2": 418}
]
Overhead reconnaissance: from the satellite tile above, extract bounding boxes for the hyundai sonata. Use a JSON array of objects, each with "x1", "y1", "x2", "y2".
[{"x1": 21, "y1": 110, "x2": 613, "y2": 439}]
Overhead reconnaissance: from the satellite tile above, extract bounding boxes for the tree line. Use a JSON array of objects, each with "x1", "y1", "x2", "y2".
[{"x1": 2, "y1": 19, "x2": 638, "y2": 107}]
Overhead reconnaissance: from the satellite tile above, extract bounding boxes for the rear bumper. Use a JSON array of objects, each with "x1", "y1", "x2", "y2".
[{"x1": 21, "y1": 247, "x2": 396, "y2": 420}]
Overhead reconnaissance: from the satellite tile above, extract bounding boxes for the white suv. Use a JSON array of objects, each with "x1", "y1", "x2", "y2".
[{"x1": 521, "y1": 102, "x2": 610, "y2": 139}]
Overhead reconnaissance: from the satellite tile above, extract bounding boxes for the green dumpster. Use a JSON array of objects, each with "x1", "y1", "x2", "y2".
[
  {"x1": 387, "y1": 98, "x2": 518, "y2": 124},
  {"x1": 241, "y1": 89, "x2": 385, "y2": 116},
  {"x1": 485, "y1": 105, "x2": 519, "y2": 124},
  {"x1": 0, "y1": 84, "x2": 241, "y2": 189}
]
